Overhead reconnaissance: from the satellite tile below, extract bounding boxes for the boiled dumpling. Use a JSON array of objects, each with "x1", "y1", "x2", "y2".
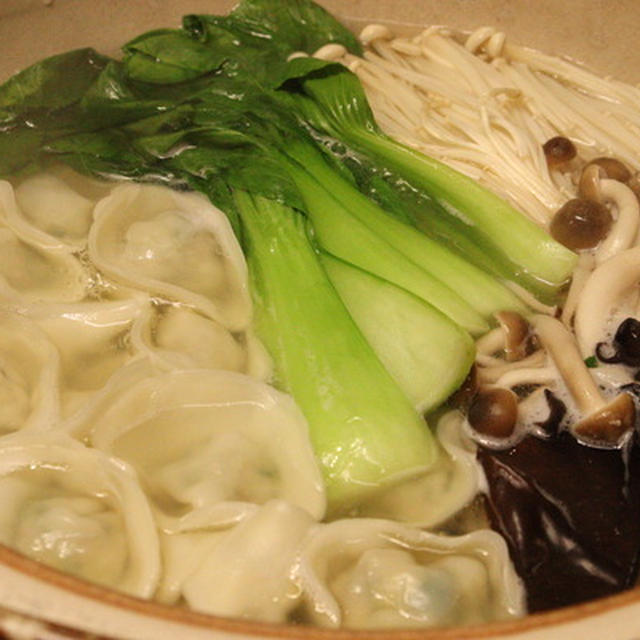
[
  {"x1": 88, "y1": 184, "x2": 251, "y2": 330},
  {"x1": 132, "y1": 304, "x2": 247, "y2": 372},
  {"x1": 0, "y1": 228, "x2": 89, "y2": 305},
  {"x1": 297, "y1": 518, "x2": 524, "y2": 629},
  {"x1": 130, "y1": 304, "x2": 273, "y2": 381},
  {"x1": 157, "y1": 527, "x2": 235, "y2": 606},
  {"x1": 6, "y1": 173, "x2": 97, "y2": 251},
  {"x1": 355, "y1": 411, "x2": 483, "y2": 527},
  {"x1": 0, "y1": 431, "x2": 160, "y2": 597},
  {"x1": 175, "y1": 500, "x2": 314, "y2": 622},
  {"x1": 20, "y1": 297, "x2": 147, "y2": 417},
  {"x1": 0, "y1": 311, "x2": 60, "y2": 435},
  {"x1": 84, "y1": 369, "x2": 326, "y2": 529}
]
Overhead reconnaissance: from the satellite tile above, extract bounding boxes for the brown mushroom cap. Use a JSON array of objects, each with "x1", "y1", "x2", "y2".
[
  {"x1": 588, "y1": 157, "x2": 632, "y2": 183},
  {"x1": 495, "y1": 311, "x2": 531, "y2": 361},
  {"x1": 468, "y1": 387, "x2": 518, "y2": 439},
  {"x1": 543, "y1": 136, "x2": 577, "y2": 169},
  {"x1": 574, "y1": 392, "x2": 635, "y2": 445},
  {"x1": 549, "y1": 198, "x2": 613, "y2": 250}
]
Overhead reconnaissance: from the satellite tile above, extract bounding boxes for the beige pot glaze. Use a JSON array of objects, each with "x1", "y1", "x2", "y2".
[{"x1": 1, "y1": 1, "x2": 640, "y2": 639}]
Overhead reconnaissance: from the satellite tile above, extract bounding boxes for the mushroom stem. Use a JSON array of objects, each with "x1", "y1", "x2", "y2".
[
  {"x1": 578, "y1": 163, "x2": 606, "y2": 203},
  {"x1": 476, "y1": 327, "x2": 505, "y2": 355},
  {"x1": 531, "y1": 314, "x2": 604, "y2": 415},
  {"x1": 495, "y1": 367, "x2": 557, "y2": 389},
  {"x1": 574, "y1": 246, "x2": 640, "y2": 358},
  {"x1": 495, "y1": 311, "x2": 531, "y2": 361},
  {"x1": 560, "y1": 252, "x2": 595, "y2": 327},
  {"x1": 595, "y1": 179, "x2": 640, "y2": 263},
  {"x1": 531, "y1": 314, "x2": 635, "y2": 444},
  {"x1": 476, "y1": 350, "x2": 547, "y2": 384}
]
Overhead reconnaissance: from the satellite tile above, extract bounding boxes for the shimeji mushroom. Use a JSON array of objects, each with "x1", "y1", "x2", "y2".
[
  {"x1": 578, "y1": 162, "x2": 606, "y2": 202},
  {"x1": 475, "y1": 313, "x2": 550, "y2": 385},
  {"x1": 594, "y1": 179, "x2": 640, "y2": 263},
  {"x1": 494, "y1": 311, "x2": 531, "y2": 362},
  {"x1": 587, "y1": 157, "x2": 632, "y2": 184},
  {"x1": 549, "y1": 198, "x2": 612, "y2": 251},
  {"x1": 574, "y1": 246, "x2": 640, "y2": 359},
  {"x1": 531, "y1": 314, "x2": 635, "y2": 445},
  {"x1": 577, "y1": 159, "x2": 640, "y2": 263}
]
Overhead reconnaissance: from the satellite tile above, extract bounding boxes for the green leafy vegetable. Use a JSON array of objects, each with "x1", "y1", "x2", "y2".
[
  {"x1": 275, "y1": 59, "x2": 578, "y2": 303},
  {"x1": 236, "y1": 191, "x2": 437, "y2": 507},
  {"x1": 321, "y1": 252, "x2": 475, "y2": 413}
]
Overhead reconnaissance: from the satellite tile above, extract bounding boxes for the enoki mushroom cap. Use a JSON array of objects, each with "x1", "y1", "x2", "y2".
[{"x1": 359, "y1": 24, "x2": 393, "y2": 46}]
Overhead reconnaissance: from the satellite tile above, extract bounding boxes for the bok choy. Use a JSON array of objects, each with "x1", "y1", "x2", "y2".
[
  {"x1": 275, "y1": 59, "x2": 578, "y2": 303},
  {"x1": 236, "y1": 191, "x2": 438, "y2": 506}
]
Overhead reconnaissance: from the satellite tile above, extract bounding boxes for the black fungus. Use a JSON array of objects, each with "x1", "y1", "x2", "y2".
[
  {"x1": 596, "y1": 318, "x2": 640, "y2": 367},
  {"x1": 447, "y1": 364, "x2": 478, "y2": 411},
  {"x1": 534, "y1": 388, "x2": 566, "y2": 439},
  {"x1": 478, "y1": 432, "x2": 640, "y2": 613}
]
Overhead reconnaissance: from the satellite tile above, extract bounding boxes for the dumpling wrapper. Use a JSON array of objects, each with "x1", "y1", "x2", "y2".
[
  {"x1": 86, "y1": 369, "x2": 326, "y2": 528},
  {"x1": 20, "y1": 297, "x2": 148, "y2": 418},
  {"x1": 297, "y1": 517, "x2": 525, "y2": 629},
  {"x1": 6, "y1": 173, "x2": 97, "y2": 251},
  {"x1": 89, "y1": 183, "x2": 251, "y2": 331},
  {"x1": 0, "y1": 311, "x2": 60, "y2": 435},
  {"x1": 0, "y1": 229, "x2": 88, "y2": 306},
  {"x1": 0, "y1": 431, "x2": 160, "y2": 598},
  {"x1": 130, "y1": 304, "x2": 272, "y2": 381},
  {"x1": 159, "y1": 500, "x2": 313, "y2": 623},
  {"x1": 355, "y1": 411, "x2": 484, "y2": 527},
  {"x1": 181, "y1": 500, "x2": 314, "y2": 621}
]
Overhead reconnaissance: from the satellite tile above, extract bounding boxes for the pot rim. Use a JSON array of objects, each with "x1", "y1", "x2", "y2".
[{"x1": 2, "y1": 542, "x2": 640, "y2": 640}]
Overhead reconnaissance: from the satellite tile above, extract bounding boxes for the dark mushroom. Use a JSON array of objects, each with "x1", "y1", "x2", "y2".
[
  {"x1": 532, "y1": 314, "x2": 635, "y2": 446},
  {"x1": 588, "y1": 157, "x2": 632, "y2": 183},
  {"x1": 549, "y1": 198, "x2": 612, "y2": 250},
  {"x1": 578, "y1": 163, "x2": 605, "y2": 202},
  {"x1": 543, "y1": 136, "x2": 577, "y2": 170},
  {"x1": 574, "y1": 393, "x2": 635, "y2": 445},
  {"x1": 468, "y1": 387, "x2": 518, "y2": 439},
  {"x1": 495, "y1": 310, "x2": 531, "y2": 361}
]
